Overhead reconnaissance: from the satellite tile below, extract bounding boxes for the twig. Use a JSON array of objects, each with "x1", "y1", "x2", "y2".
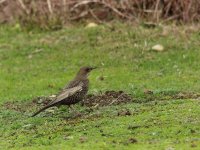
[
  {"x1": 100, "y1": 0, "x2": 130, "y2": 19},
  {"x1": 109, "y1": 93, "x2": 125, "y2": 106},
  {"x1": 17, "y1": 0, "x2": 28, "y2": 14},
  {"x1": 62, "y1": 0, "x2": 66, "y2": 13},
  {"x1": 70, "y1": 0, "x2": 132, "y2": 20},
  {"x1": 0, "y1": 0, "x2": 6, "y2": 4},
  {"x1": 89, "y1": 9, "x2": 103, "y2": 23},
  {"x1": 93, "y1": 103, "x2": 99, "y2": 108},
  {"x1": 47, "y1": 0, "x2": 53, "y2": 14},
  {"x1": 70, "y1": 0, "x2": 97, "y2": 10},
  {"x1": 154, "y1": 0, "x2": 161, "y2": 22},
  {"x1": 69, "y1": 11, "x2": 89, "y2": 20},
  {"x1": 144, "y1": 9, "x2": 162, "y2": 13},
  {"x1": 162, "y1": 14, "x2": 181, "y2": 23},
  {"x1": 164, "y1": 0, "x2": 172, "y2": 18}
]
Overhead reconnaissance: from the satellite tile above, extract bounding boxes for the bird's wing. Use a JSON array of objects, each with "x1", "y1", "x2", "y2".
[
  {"x1": 31, "y1": 82, "x2": 83, "y2": 117},
  {"x1": 48, "y1": 82, "x2": 83, "y2": 106},
  {"x1": 64, "y1": 79, "x2": 84, "y2": 89}
]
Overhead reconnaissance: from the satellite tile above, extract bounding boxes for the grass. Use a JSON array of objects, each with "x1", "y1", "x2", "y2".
[{"x1": 0, "y1": 23, "x2": 200, "y2": 149}]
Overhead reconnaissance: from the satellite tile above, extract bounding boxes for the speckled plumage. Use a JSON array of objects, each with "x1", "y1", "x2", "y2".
[
  {"x1": 31, "y1": 66, "x2": 95, "y2": 117},
  {"x1": 60, "y1": 79, "x2": 89, "y2": 105}
]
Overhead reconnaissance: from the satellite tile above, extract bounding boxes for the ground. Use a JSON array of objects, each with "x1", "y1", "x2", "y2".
[{"x1": 0, "y1": 23, "x2": 200, "y2": 150}]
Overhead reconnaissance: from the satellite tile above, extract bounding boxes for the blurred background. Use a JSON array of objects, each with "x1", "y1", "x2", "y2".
[{"x1": 0, "y1": 0, "x2": 200, "y2": 29}]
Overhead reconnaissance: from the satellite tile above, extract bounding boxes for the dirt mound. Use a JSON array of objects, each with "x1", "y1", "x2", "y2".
[
  {"x1": 2, "y1": 91, "x2": 133, "y2": 112},
  {"x1": 32, "y1": 90, "x2": 133, "y2": 108},
  {"x1": 82, "y1": 91, "x2": 133, "y2": 107}
]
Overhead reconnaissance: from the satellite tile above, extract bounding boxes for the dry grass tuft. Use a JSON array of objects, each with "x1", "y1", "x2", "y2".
[{"x1": 0, "y1": 0, "x2": 199, "y2": 29}]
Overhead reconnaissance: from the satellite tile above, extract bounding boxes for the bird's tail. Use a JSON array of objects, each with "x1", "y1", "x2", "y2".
[{"x1": 31, "y1": 104, "x2": 53, "y2": 117}]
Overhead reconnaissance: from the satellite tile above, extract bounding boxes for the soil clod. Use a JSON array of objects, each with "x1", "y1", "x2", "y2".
[{"x1": 117, "y1": 109, "x2": 132, "y2": 116}]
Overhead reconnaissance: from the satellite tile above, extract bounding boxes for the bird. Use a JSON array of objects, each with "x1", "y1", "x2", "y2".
[{"x1": 31, "y1": 66, "x2": 96, "y2": 117}]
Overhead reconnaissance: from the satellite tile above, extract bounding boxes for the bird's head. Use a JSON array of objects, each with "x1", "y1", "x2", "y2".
[{"x1": 76, "y1": 66, "x2": 96, "y2": 79}]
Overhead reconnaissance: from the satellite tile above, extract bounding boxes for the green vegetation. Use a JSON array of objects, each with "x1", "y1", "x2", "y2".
[{"x1": 0, "y1": 23, "x2": 200, "y2": 149}]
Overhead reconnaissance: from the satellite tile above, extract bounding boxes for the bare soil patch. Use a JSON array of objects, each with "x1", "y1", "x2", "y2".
[
  {"x1": 82, "y1": 90, "x2": 133, "y2": 107},
  {"x1": 2, "y1": 91, "x2": 199, "y2": 113},
  {"x1": 2, "y1": 91, "x2": 133, "y2": 112}
]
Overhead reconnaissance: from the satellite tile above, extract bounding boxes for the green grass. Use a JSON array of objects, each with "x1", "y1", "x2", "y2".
[{"x1": 0, "y1": 23, "x2": 200, "y2": 149}]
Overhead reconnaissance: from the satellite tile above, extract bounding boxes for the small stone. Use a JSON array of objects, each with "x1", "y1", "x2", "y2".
[
  {"x1": 152, "y1": 44, "x2": 164, "y2": 52},
  {"x1": 86, "y1": 22, "x2": 98, "y2": 28}
]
